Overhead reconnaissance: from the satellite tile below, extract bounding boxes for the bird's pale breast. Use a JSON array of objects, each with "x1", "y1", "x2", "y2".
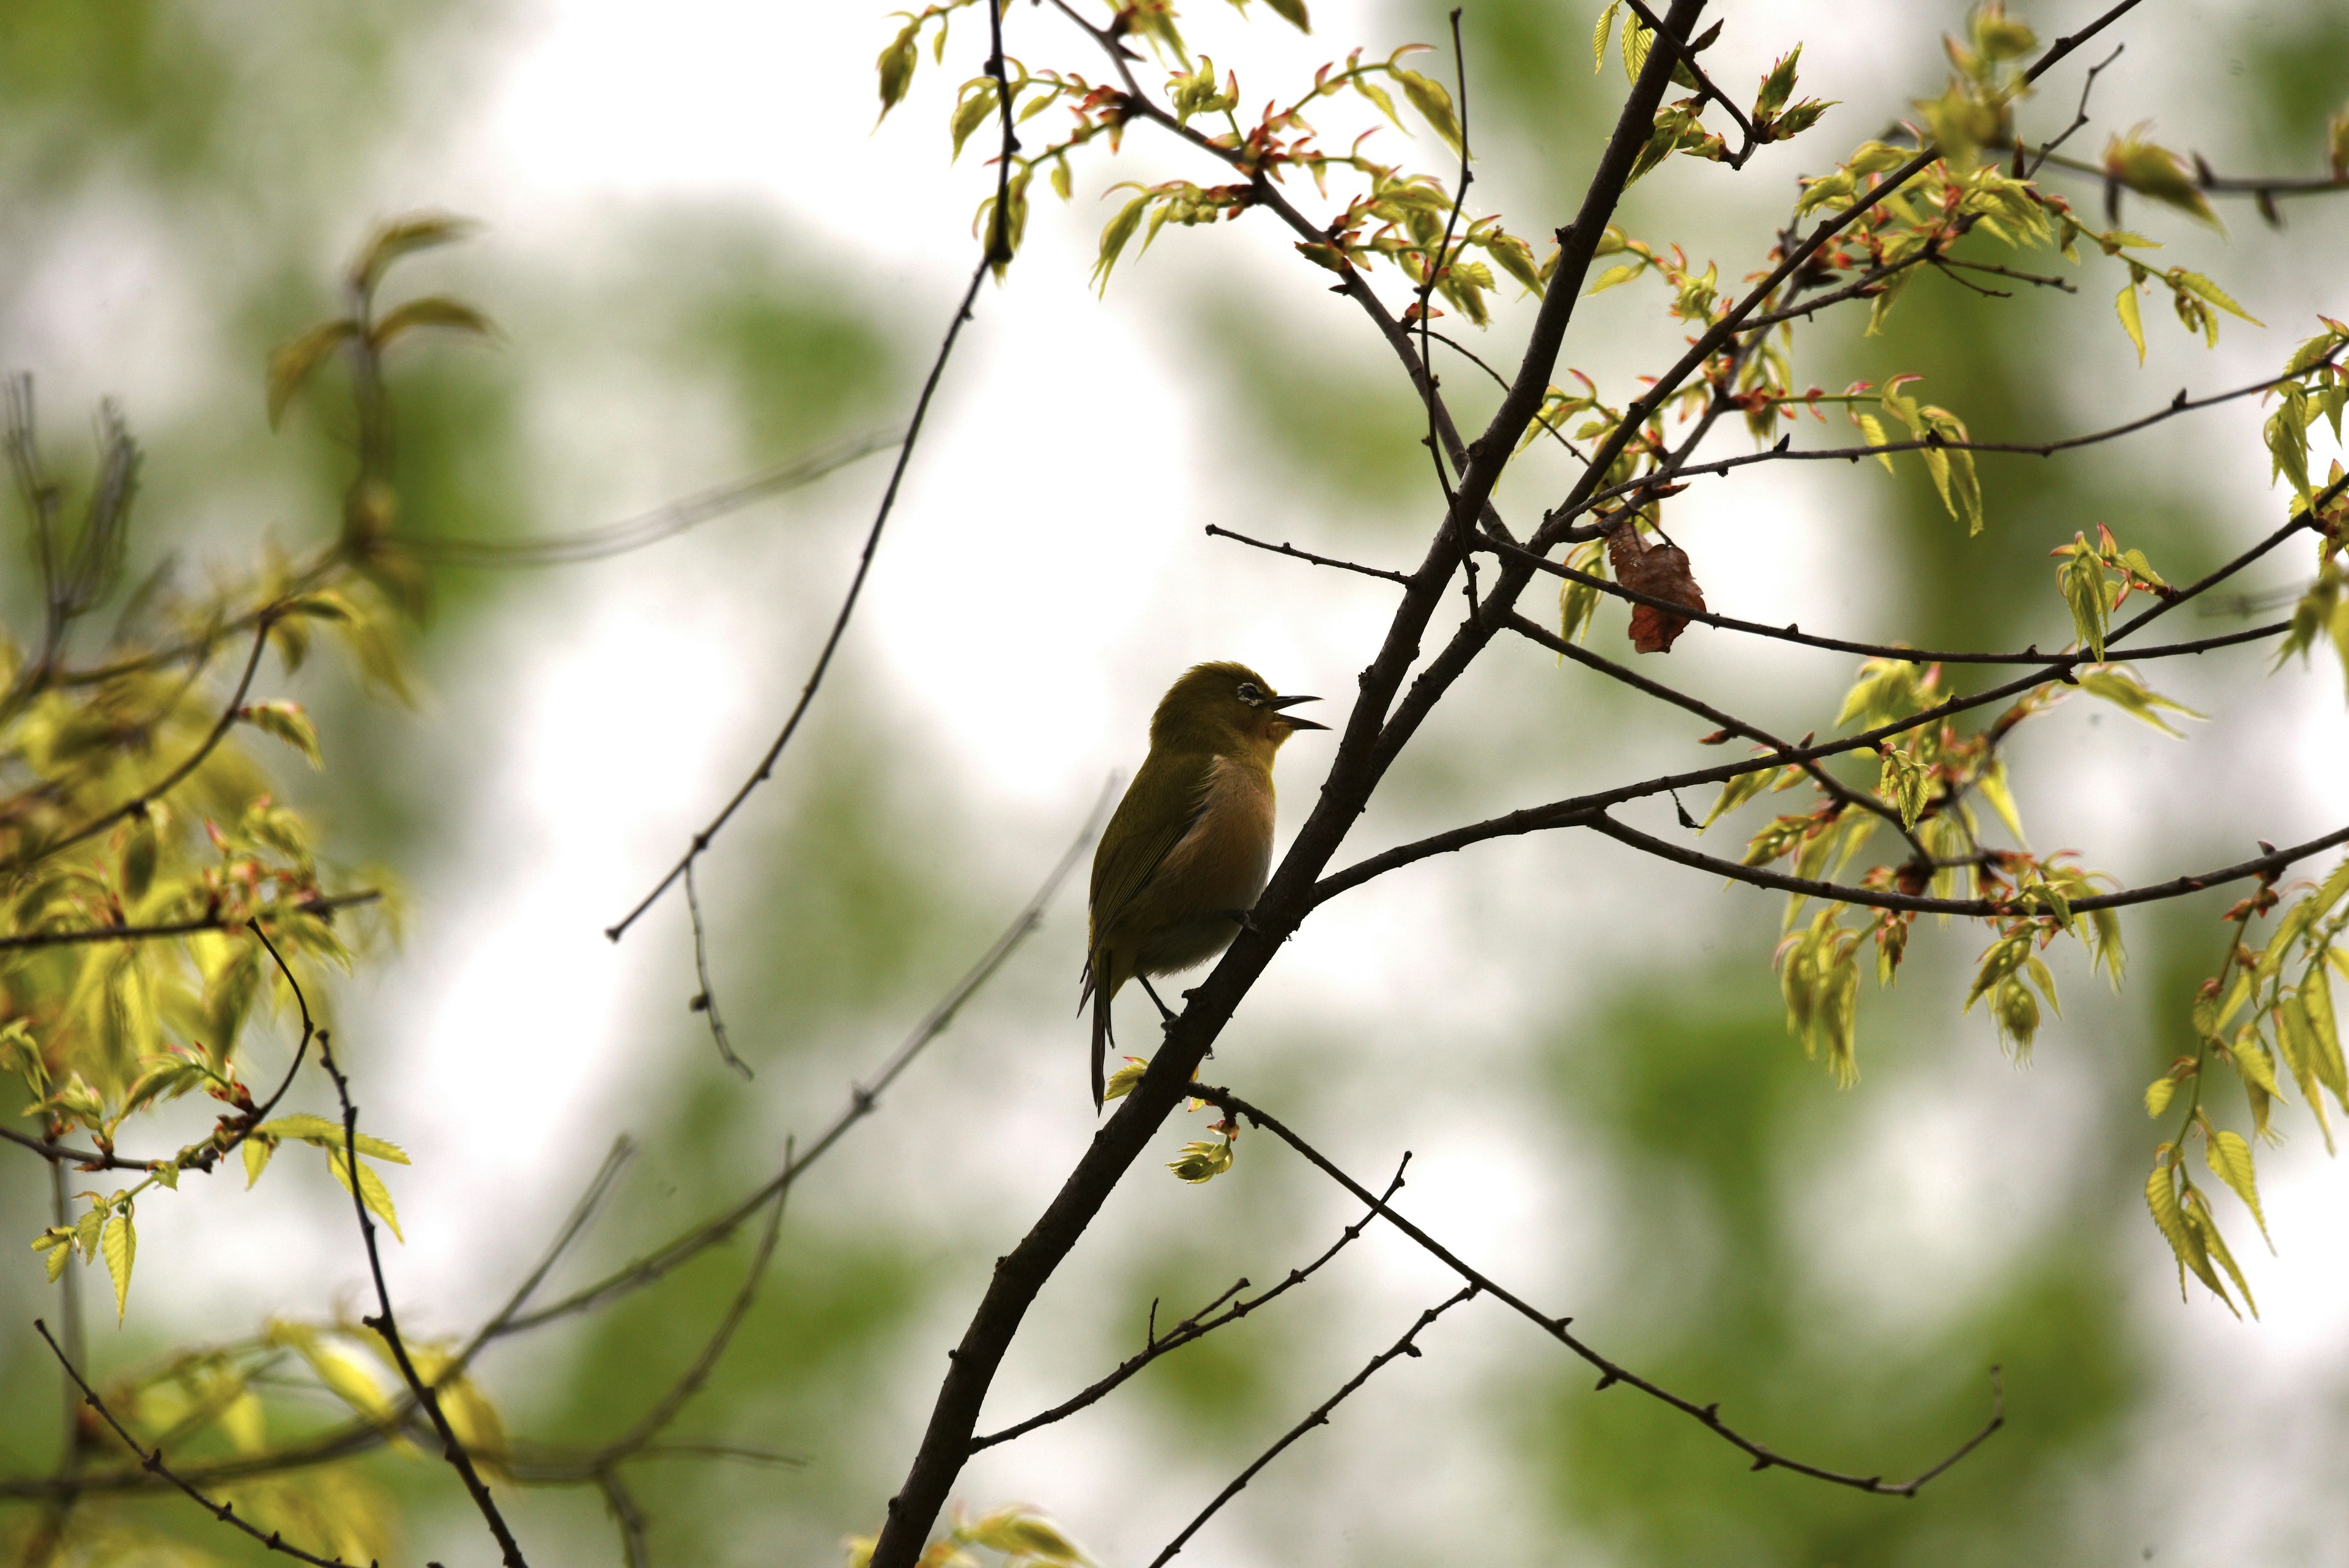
[{"x1": 1126, "y1": 754, "x2": 1274, "y2": 979}]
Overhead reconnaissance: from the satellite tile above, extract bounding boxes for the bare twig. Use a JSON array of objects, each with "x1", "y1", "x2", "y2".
[
  {"x1": 683, "y1": 859, "x2": 751, "y2": 1079},
  {"x1": 1203, "y1": 525, "x2": 1410, "y2": 586},
  {"x1": 414, "y1": 429, "x2": 902, "y2": 568},
  {"x1": 505, "y1": 782, "x2": 1109, "y2": 1337},
  {"x1": 970, "y1": 1153, "x2": 1412, "y2": 1451},
  {"x1": 1194, "y1": 1085, "x2": 2005, "y2": 1497},
  {"x1": 249, "y1": 927, "x2": 532, "y2": 1568},
  {"x1": 32, "y1": 1320, "x2": 363, "y2": 1568},
  {"x1": 606, "y1": 0, "x2": 1025, "y2": 944},
  {"x1": 1146, "y1": 1285, "x2": 1478, "y2": 1567}
]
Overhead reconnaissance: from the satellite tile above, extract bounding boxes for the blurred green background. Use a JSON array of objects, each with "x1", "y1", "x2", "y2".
[{"x1": 4, "y1": 1, "x2": 2348, "y2": 1565}]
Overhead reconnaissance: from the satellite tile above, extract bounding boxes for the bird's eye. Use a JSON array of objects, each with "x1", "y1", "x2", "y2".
[{"x1": 1235, "y1": 682, "x2": 1264, "y2": 707}]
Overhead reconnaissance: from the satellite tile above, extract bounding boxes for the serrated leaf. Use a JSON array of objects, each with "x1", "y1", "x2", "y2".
[
  {"x1": 877, "y1": 24, "x2": 918, "y2": 118},
  {"x1": 351, "y1": 214, "x2": 477, "y2": 295},
  {"x1": 244, "y1": 1132, "x2": 279, "y2": 1188},
  {"x1": 2186, "y1": 1188, "x2": 2255, "y2": 1316},
  {"x1": 1091, "y1": 193, "x2": 1151, "y2": 294},
  {"x1": 2115, "y1": 283, "x2": 2147, "y2": 364},
  {"x1": 1396, "y1": 69, "x2": 1463, "y2": 154},
  {"x1": 1103, "y1": 1056, "x2": 1148, "y2": 1101},
  {"x1": 1587, "y1": 261, "x2": 1646, "y2": 294},
  {"x1": 1620, "y1": 13, "x2": 1650, "y2": 83},
  {"x1": 1754, "y1": 47, "x2": 1800, "y2": 122},
  {"x1": 1978, "y1": 758, "x2": 2027, "y2": 845},
  {"x1": 2076, "y1": 666, "x2": 2204, "y2": 737},
  {"x1": 1591, "y1": 0, "x2": 1620, "y2": 71},
  {"x1": 1854, "y1": 411, "x2": 1896, "y2": 472},
  {"x1": 949, "y1": 79, "x2": 998, "y2": 160},
  {"x1": 1168, "y1": 1138, "x2": 1234, "y2": 1183},
  {"x1": 328, "y1": 1150, "x2": 405, "y2": 1241},
  {"x1": 2204, "y1": 1128, "x2": 2269, "y2": 1246},
  {"x1": 282, "y1": 1330, "x2": 398, "y2": 1428},
  {"x1": 2145, "y1": 1075, "x2": 2177, "y2": 1117},
  {"x1": 102, "y1": 1209, "x2": 135, "y2": 1321}
]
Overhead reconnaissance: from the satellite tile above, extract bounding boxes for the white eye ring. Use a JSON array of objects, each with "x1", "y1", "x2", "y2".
[{"x1": 1236, "y1": 682, "x2": 1265, "y2": 707}]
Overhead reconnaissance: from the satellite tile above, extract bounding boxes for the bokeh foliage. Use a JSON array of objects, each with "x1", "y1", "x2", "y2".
[{"x1": 5, "y1": 1, "x2": 2349, "y2": 1566}]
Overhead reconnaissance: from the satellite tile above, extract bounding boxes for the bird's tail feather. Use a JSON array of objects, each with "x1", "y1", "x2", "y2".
[{"x1": 1089, "y1": 980, "x2": 1112, "y2": 1112}]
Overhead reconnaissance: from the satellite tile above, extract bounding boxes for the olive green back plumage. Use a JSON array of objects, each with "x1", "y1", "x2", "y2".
[{"x1": 1082, "y1": 662, "x2": 1325, "y2": 1107}]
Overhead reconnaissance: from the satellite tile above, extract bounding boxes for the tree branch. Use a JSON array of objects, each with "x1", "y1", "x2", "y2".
[
  {"x1": 968, "y1": 1154, "x2": 1411, "y2": 1452},
  {"x1": 1193, "y1": 1085, "x2": 2004, "y2": 1497},
  {"x1": 32, "y1": 1320, "x2": 363, "y2": 1568},
  {"x1": 0, "y1": 890, "x2": 382, "y2": 956},
  {"x1": 1146, "y1": 1285, "x2": 1478, "y2": 1567},
  {"x1": 862, "y1": 10, "x2": 1719, "y2": 1562},
  {"x1": 250, "y1": 927, "x2": 532, "y2": 1568}
]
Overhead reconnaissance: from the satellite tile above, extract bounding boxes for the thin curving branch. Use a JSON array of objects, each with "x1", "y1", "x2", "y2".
[
  {"x1": 1146, "y1": 1285, "x2": 1479, "y2": 1567},
  {"x1": 7, "y1": 620, "x2": 273, "y2": 875},
  {"x1": 1506, "y1": 612, "x2": 1931, "y2": 859},
  {"x1": 1324, "y1": 492, "x2": 2337, "y2": 906},
  {"x1": 683, "y1": 858, "x2": 751, "y2": 1080},
  {"x1": 249, "y1": 927, "x2": 532, "y2": 1568},
  {"x1": 33, "y1": 1320, "x2": 363, "y2": 1568},
  {"x1": 1577, "y1": 808, "x2": 2349, "y2": 920},
  {"x1": 1483, "y1": 532, "x2": 2289, "y2": 667},
  {"x1": 414, "y1": 428, "x2": 902, "y2": 568},
  {"x1": 504, "y1": 783, "x2": 1108, "y2": 1337},
  {"x1": 1193, "y1": 1085, "x2": 2005, "y2": 1496},
  {"x1": 606, "y1": 0, "x2": 1026, "y2": 945},
  {"x1": 970, "y1": 1154, "x2": 1412, "y2": 1452}
]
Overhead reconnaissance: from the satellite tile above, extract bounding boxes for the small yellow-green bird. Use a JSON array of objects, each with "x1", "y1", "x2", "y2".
[{"x1": 1082, "y1": 661, "x2": 1327, "y2": 1107}]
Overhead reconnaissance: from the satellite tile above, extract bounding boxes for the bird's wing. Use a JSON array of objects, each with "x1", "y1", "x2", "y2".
[{"x1": 1089, "y1": 748, "x2": 1217, "y2": 946}]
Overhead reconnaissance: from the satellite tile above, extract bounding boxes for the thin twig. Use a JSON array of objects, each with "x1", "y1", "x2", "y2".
[
  {"x1": 414, "y1": 429, "x2": 902, "y2": 568},
  {"x1": 1145, "y1": 1285, "x2": 1477, "y2": 1567},
  {"x1": 683, "y1": 859, "x2": 751, "y2": 1079},
  {"x1": 32, "y1": 1320, "x2": 363, "y2": 1568},
  {"x1": 1203, "y1": 526, "x2": 1410, "y2": 586},
  {"x1": 605, "y1": 2, "x2": 1024, "y2": 945},
  {"x1": 7, "y1": 620, "x2": 273, "y2": 875},
  {"x1": 1195, "y1": 1085, "x2": 2004, "y2": 1496},
  {"x1": 505, "y1": 782, "x2": 1110, "y2": 1336},
  {"x1": 0, "y1": 890, "x2": 382, "y2": 956},
  {"x1": 1549, "y1": 363, "x2": 2327, "y2": 534},
  {"x1": 970, "y1": 1153, "x2": 1412, "y2": 1451},
  {"x1": 1485, "y1": 533, "x2": 2288, "y2": 667},
  {"x1": 249, "y1": 927, "x2": 532, "y2": 1568}
]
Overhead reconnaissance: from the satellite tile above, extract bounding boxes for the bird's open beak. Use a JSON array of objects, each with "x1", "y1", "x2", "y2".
[{"x1": 1269, "y1": 693, "x2": 1329, "y2": 730}]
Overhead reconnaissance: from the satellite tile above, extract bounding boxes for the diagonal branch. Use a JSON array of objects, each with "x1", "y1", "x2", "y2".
[
  {"x1": 861, "y1": 10, "x2": 1716, "y2": 1563},
  {"x1": 605, "y1": 1, "x2": 1028, "y2": 945},
  {"x1": 250, "y1": 927, "x2": 531, "y2": 1568},
  {"x1": 1146, "y1": 1285, "x2": 1479, "y2": 1567},
  {"x1": 33, "y1": 1320, "x2": 363, "y2": 1568},
  {"x1": 7, "y1": 620, "x2": 272, "y2": 876},
  {"x1": 1193, "y1": 1085, "x2": 2005, "y2": 1496},
  {"x1": 969, "y1": 1154, "x2": 1411, "y2": 1452}
]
